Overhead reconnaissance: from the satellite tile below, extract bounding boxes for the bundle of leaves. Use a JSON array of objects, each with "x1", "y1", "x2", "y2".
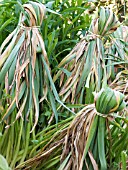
[
  {"x1": 0, "y1": 1, "x2": 49, "y2": 130},
  {"x1": 87, "y1": 0, "x2": 128, "y2": 24},
  {"x1": 0, "y1": 1, "x2": 73, "y2": 132},
  {"x1": 15, "y1": 78, "x2": 127, "y2": 169},
  {"x1": 54, "y1": 6, "x2": 128, "y2": 106},
  {"x1": 0, "y1": 1, "x2": 73, "y2": 168}
]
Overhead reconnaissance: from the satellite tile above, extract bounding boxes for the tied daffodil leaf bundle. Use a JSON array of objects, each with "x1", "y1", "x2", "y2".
[
  {"x1": 15, "y1": 87, "x2": 127, "y2": 170},
  {"x1": 89, "y1": 6, "x2": 120, "y2": 36},
  {"x1": 0, "y1": 1, "x2": 48, "y2": 132},
  {"x1": 94, "y1": 87, "x2": 126, "y2": 114},
  {"x1": 60, "y1": 88, "x2": 126, "y2": 170},
  {"x1": 0, "y1": 1, "x2": 72, "y2": 132},
  {"x1": 53, "y1": 7, "x2": 125, "y2": 106}
]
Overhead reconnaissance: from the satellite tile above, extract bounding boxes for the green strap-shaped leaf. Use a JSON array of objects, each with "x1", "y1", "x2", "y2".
[
  {"x1": 58, "y1": 153, "x2": 71, "y2": 170},
  {"x1": 77, "y1": 40, "x2": 96, "y2": 94},
  {"x1": 80, "y1": 114, "x2": 98, "y2": 169},
  {"x1": 0, "y1": 32, "x2": 25, "y2": 82},
  {"x1": 41, "y1": 54, "x2": 75, "y2": 115},
  {"x1": 98, "y1": 117, "x2": 107, "y2": 170}
]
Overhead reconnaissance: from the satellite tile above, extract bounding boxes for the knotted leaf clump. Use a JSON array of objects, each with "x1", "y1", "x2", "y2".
[
  {"x1": 15, "y1": 85, "x2": 127, "y2": 170},
  {"x1": 53, "y1": 7, "x2": 126, "y2": 106},
  {"x1": 89, "y1": 6, "x2": 120, "y2": 36},
  {"x1": 94, "y1": 87, "x2": 126, "y2": 114},
  {"x1": 0, "y1": 1, "x2": 56, "y2": 131},
  {"x1": 60, "y1": 88, "x2": 126, "y2": 170}
]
